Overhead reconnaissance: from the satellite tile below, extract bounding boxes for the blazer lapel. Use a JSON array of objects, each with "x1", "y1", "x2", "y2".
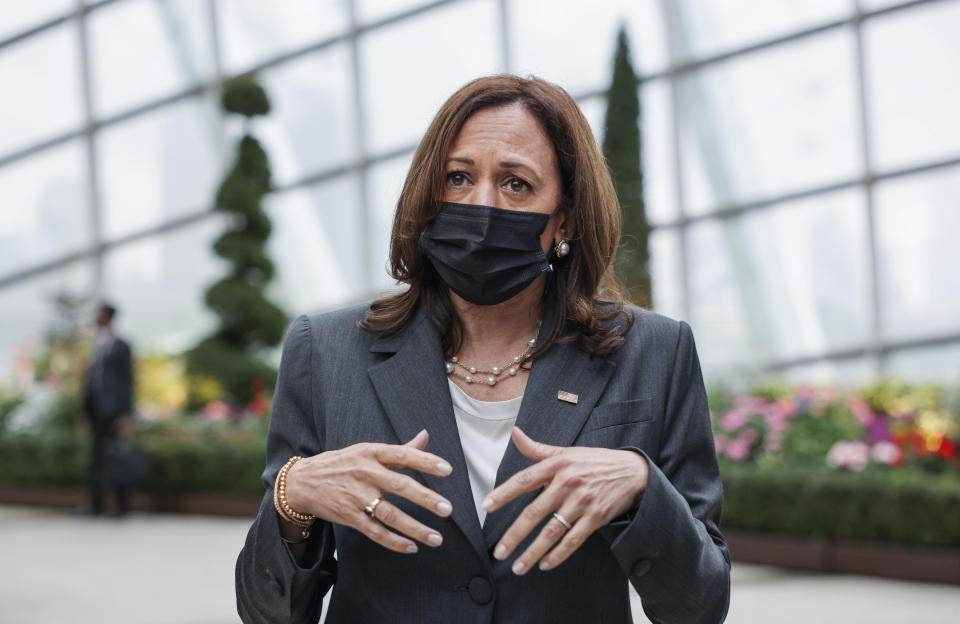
[
  {"x1": 481, "y1": 329, "x2": 615, "y2": 548},
  {"x1": 366, "y1": 311, "x2": 490, "y2": 568}
]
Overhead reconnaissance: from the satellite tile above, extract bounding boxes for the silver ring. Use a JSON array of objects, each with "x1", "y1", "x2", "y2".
[
  {"x1": 552, "y1": 511, "x2": 572, "y2": 530},
  {"x1": 363, "y1": 497, "x2": 382, "y2": 519}
]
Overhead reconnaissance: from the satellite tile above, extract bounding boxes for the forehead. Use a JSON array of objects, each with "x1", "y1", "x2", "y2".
[{"x1": 449, "y1": 103, "x2": 557, "y2": 167}]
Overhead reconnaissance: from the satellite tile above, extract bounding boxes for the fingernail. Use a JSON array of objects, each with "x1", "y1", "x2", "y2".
[
  {"x1": 406, "y1": 543, "x2": 418, "y2": 553},
  {"x1": 512, "y1": 561, "x2": 525, "y2": 575},
  {"x1": 494, "y1": 544, "x2": 506, "y2": 559},
  {"x1": 427, "y1": 533, "x2": 443, "y2": 546},
  {"x1": 539, "y1": 560, "x2": 551, "y2": 570},
  {"x1": 436, "y1": 501, "x2": 452, "y2": 515},
  {"x1": 482, "y1": 497, "x2": 493, "y2": 511},
  {"x1": 436, "y1": 462, "x2": 452, "y2": 474}
]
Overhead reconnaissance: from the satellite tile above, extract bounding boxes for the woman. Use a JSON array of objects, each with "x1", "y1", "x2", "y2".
[{"x1": 236, "y1": 74, "x2": 729, "y2": 623}]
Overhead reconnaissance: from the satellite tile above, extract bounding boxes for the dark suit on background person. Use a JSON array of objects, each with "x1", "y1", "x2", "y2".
[{"x1": 82, "y1": 307, "x2": 134, "y2": 516}]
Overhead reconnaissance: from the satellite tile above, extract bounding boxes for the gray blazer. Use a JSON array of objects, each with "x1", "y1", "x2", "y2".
[{"x1": 236, "y1": 303, "x2": 730, "y2": 623}]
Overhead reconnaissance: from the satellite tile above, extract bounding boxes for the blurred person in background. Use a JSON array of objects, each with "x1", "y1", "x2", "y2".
[
  {"x1": 79, "y1": 301, "x2": 135, "y2": 517},
  {"x1": 236, "y1": 75, "x2": 729, "y2": 623}
]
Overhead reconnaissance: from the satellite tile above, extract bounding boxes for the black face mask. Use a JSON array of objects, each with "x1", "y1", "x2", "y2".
[{"x1": 419, "y1": 201, "x2": 557, "y2": 306}]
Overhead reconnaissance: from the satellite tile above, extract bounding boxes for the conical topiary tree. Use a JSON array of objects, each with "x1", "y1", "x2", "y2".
[
  {"x1": 185, "y1": 75, "x2": 288, "y2": 407},
  {"x1": 603, "y1": 26, "x2": 651, "y2": 308}
]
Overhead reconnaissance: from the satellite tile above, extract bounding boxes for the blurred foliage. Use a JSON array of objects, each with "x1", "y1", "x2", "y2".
[
  {"x1": 859, "y1": 379, "x2": 945, "y2": 415},
  {"x1": 135, "y1": 353, "x2": 189, "y2": 419},
  {"x1": 0, "y1": 416, "x2": 268, "y2": 496},
  {"x1": 603, "y1": 26, "x2": 651, "y2": 308},
  {"x1": 709, "y1": 382, "x2": 960, "y2": 545},
  {"x1": 186, "y1": 74, "x2": 287, "y2": 406},
  {"x1": 778, "y1": 402, "x2": 865, "y2": 466},
  {"x1": 221, "y1": 75, "x2": 271, "y2": 118},
  {"x1": 0, "y1": 389, "x2": 24, "y2": 432},
  {"x1": 721, "y1": 462, "x2": 960, "y2": 547}
]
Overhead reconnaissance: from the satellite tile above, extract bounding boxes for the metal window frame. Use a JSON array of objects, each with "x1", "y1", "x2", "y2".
[{"x1": 2, "y1": 0, "x2": 959, "y2": 378}]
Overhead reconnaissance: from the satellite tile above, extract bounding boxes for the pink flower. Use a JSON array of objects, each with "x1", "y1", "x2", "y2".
[
  {"x1": 734, "y1": 396, "x2": 767, "y2": 411},
  {"x1": 737, "y1": 427, "x2": 758, "y2": 445},
  {"x1": 763, "y1": 430, "x2": 783, "y2": 452},
  {"x1": 845, "y1": 395, "x2": 875, "y2": 425},
  {"x1": 720, "y1": 408, "x2": 750, "y2": 431},
  {"x1": 827, "y1": 441, "x2": 869, "y2": 472},
  {"x1": 725, "y1": 438, "x2": 751, "y2": 461},
  {"x1": 774, "y1": 397, "x2": 797, "y2": 420},
  {"x1": 204, "y1": 401, "x2": 231, "y2": 421},
  {"x1": 870, "y1": 441, "x2": 901, "y2": 465}
]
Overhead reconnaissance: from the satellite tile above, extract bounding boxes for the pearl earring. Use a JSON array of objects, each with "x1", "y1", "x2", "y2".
[{"x1": 555, "y1": 239, "x2": 570, "y2": 258}]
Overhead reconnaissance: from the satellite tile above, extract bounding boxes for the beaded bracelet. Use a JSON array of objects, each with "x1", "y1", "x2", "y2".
[{"x1": 274, "y1": 456, "x2": 316, "y2": 540}]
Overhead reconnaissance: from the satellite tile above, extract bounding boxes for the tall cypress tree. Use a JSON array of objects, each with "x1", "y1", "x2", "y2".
[
  {"x1": 185, "y1": 75, "x2": 287, "y2": 407},
  {"x1": 603, "y1": 26, "x2": 651, "y2": 307}
]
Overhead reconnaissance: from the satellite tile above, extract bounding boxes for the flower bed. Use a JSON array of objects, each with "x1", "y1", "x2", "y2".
[
  {"x1": 711, "y1": 381, "x2": 960, "y2": 548},
  {"x1": 2, "y1": 380, "x2": 958, "y2": 553}
]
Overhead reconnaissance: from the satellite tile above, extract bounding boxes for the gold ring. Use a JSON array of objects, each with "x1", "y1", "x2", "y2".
[
  {"x1": 552, "y1": 511, "x2": 572, "y2": 530},
  {"x1": 363, "y1": 497, "x2": 383, "y2": 519}
]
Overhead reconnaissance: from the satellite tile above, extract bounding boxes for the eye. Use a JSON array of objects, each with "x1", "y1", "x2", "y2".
[
  {"x1": 506, "y1": 177, "x2": 531, "y2": 194},
  {"x1": 446, "y1": 171, "x2": 468, "y2": 187}
]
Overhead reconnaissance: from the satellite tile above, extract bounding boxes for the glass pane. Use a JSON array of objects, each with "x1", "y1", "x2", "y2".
[
  {"x1": 359, "y1": 0, "x2": 501, "y2": 155},
  {"x1": 232, "y1": 44, "x2": 357, "y2": 187},
  {"x1": 688, "y1": 188, "x2": 870, "y2": 375},
  {"x1": 669, "y1": 0, "x2": 853, "y2": 61},
  {"x1": 860, "y1": 0, "x2": 915, "y2": 11},
  {"x1": 875, "y1": 166, "x2": 960, "y2": 341},
  {"x1": 641, "y1": 80, "x2": 677, "y2": 224},
  {"x1": 367, "y1": 153, "x2": 414, "y2": 292},
  {"x1": 264, "y1": 176, "x2": 365, "y2": 313},
  {"x1": 582, "y1": 81, "x2": 677, "y2": 225},
  {"x1": 97, "y1": 96, "x2": 224, "y2": 241},
  {"x1": 0, "y1": 0, "x2": 73, "y2": 41},
  {"x1": 576, "y1": 96, "x2": 607, "y2": 147},
  {"x1": 217, "y1": 0, "x2": 349, "y2": 74},
  {"x1": 510, "y1": 0, "x2": 667, "y2": 94},
  {"x1": 678, "y1": 29, "x2": 861, "y2": 215},
  {"x1": 649, "y1": 228, "x2": 684, "y2": 321},
  {"x1": 88, "y1": 0, "x2": 215, "y2": 118},
  {"x1": 355, "y1": 0, "x2": 436, "y2": 24},
  {"x1": 886, "y1": 344, "x2": 960, "y2": 384},
  {"x1": 0, "y1": 261, "x2": 94, "y2": 381},
  {"x1": 0, "y1": 141, "x2": 91, "y2": 276},
  {"x1": 0, "y1": 24, "x2": 83, "y2": 156},
  {"x1": 102, "y1": 218, "x2": 228, "y2": 354},
  {"x1": 776, "y1": 357, "x2": 877, "y2": 387},
  {"x1": 864, "y1": 1, "x2": 960, "y2": 172}
]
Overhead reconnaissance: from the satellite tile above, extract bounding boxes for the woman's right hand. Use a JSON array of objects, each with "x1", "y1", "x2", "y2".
[{"x1": 283, "y1": 429, "x2": 454, "y2": 554}]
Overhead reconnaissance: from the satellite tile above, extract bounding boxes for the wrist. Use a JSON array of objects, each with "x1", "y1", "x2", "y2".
[{"x1": 273, "y1": 456, "x2": 316, "y2": 538}]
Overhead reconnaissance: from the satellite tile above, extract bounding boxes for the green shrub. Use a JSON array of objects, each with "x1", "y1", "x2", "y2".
[
  {"x1": 0, "y1": 428, "x2": 266, "y2": 496},
  {"x1": 778, "y1": 402, "x2": 864, "y2": 465},
  {"x1": 720, "y1": 461, "x2": 960, "y2": 547}
]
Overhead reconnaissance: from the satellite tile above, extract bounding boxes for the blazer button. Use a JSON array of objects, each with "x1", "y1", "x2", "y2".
[
  {"x1": 631, "y1": 558, "x2": 652, "y2": 577},
  {"x1": 468, "y1": 576, "x2": 493, "y2": 605}
]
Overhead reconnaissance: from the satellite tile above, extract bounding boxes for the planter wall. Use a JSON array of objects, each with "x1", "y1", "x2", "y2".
[
  {"x1": 0, "y1": 483, "x2": 262, "y2": 517},
  {"x1": 725, "y1": 530, "x2": 960, "y2": 585}
]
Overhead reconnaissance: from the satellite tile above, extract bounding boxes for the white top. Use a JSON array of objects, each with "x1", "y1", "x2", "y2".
[{"x1": 447, "y1": 378, "x2": 522, "y2": 527}]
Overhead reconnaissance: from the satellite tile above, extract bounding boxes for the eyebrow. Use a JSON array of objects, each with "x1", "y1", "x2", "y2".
[{"x1": 446, "y1": 157, "x2": 542, "y2": 183}]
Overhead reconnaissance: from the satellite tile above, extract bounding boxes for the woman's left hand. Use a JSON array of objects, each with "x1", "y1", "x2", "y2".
[{"x1": 484, "y1": 426, "x2": 649, "y2": 575}]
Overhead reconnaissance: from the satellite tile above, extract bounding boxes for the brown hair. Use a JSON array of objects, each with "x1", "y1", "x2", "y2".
[{"x1": 360, "y1": 74, "x2": 633, "y2": 358}]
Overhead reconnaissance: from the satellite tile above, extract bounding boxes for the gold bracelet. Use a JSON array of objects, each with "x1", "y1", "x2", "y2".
[{"x1": 274, "y1": 456, "x2": 316, "y2": 532}]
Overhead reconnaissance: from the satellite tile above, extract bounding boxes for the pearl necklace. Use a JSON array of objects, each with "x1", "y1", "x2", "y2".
[{"x1": 445, "y1": 331, "x2": 539, "y2": 387}]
